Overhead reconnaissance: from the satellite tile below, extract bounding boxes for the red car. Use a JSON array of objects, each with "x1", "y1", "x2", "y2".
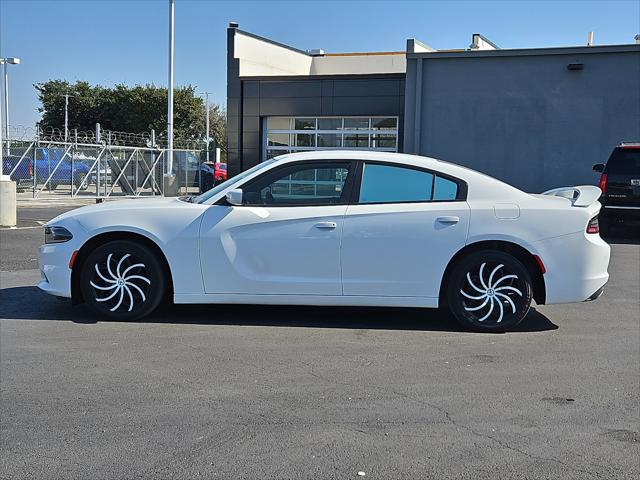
[{"x1": 200, "y1": 162, "x2": 228, "y2": 191}]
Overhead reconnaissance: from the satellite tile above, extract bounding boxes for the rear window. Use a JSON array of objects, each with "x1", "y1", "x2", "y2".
[{"x1": 606, "y1": 148, "x2": 640, "y2": 174}]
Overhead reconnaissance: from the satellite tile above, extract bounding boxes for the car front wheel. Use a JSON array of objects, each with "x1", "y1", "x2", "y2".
[
  {"x1": 446, "y1": 250, "x2": 533, "y2": 332},
  {"x1": 79, "y1": 240, "x2": 166, "y2": 321}
]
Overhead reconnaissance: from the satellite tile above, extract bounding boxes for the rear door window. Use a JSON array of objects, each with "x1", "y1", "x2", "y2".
[
  {"x1": 359, "y1": 164, "x2": 433, "y2": 203},
  {"x1": 358, "y1": 163, "x2": 461, "y2": 204}
]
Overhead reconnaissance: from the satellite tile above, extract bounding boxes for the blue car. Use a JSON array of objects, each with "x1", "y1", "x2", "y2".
[{"x1": 2, "y1": 148, "x2": 91, "y2": 191}]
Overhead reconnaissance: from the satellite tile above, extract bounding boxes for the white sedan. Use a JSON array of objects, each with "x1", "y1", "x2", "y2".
[{"x1": 38, "y1": 151, "x2": 610, "y2": 332}]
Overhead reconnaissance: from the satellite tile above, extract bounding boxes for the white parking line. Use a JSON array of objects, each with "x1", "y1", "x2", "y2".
[{"x1": 0, "y1": 225, "x2": 43, "y2": 231}]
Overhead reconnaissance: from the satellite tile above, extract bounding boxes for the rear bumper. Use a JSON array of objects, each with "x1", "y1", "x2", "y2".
[
  {"x1": 585, "y1": 284, "x2": 606, "y2": 301},
  {"x1": 533, "y1": 231, "x2": 610, "y2": 304}
]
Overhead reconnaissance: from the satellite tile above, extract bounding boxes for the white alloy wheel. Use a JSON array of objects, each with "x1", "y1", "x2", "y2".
[
  {"x1": 460, "y1": 263, "x2": 522, "y2": 323},
  {"x1": 90, "y1": 253, "x2": 151, "y2": 312}
]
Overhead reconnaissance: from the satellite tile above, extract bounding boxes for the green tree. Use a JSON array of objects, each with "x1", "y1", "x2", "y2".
[{"x1": 35, "y1": 80, "x2": 226, "y2": 150}]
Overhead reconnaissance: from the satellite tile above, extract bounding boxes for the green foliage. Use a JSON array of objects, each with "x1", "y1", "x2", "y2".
[{"x1": 35, "y1": 80, "x2": 226, "y2": 149}]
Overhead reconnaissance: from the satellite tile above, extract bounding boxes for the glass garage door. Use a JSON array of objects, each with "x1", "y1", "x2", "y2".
[{"x1": 263, "y1": 116, "x2": 399, "y2": 161}]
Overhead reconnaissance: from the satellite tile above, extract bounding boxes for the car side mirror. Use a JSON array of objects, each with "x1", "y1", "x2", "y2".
[
  {"x1": 226, "y1": 188, "x2": 243, "y2": 206},
  {"x1": 592, "y1": 163, "x2": 605, "y2": 173}
]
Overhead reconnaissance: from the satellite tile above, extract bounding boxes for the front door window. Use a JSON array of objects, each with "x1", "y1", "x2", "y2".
[{"x1": 241, "y1": 163, "x2": 352, "y2": 206}]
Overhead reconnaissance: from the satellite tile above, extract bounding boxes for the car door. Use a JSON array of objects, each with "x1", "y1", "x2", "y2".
[
  {"x1": 200, "y1": 160, "x2": 355, "y2": 296},
  {"x1": 341, "y1": 161, "x2": 470, "y2": 298}
]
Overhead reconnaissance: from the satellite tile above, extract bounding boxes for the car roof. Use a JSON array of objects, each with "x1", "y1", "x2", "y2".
[
  {"x1": 274, "y1": 150, "x2": 439, "y2": 164},
  {"x1": 273, "y1": 150, "x2": 467, "y2": 176}
]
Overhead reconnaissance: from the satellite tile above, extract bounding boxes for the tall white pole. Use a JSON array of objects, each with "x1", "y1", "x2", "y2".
[
  {"x1": 64, "y1": 94, "x2": 69, "y2": 144},
  {"x1": 0, "y1": 64, "x2": 16, "y2": 228},
  {"x1": 205, "y1": 92, "x2": 210, "y2": 163},
  {"x1": 166, "y1": 0, "x2": 174, "y2": 174},
  {"x1": 0, "y1": 70, "x2": 3, "y2": 176},
  {"x1": 3, "y1": 63, "x2": 9, "y2": 154},
  {"x1": 3, "y1": 63, "x2": 8, "y2": 143}
]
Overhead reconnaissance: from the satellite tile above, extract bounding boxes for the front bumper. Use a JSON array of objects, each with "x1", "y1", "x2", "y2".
[
  {"x1": 37, "y1": 222, "x2": 86, "y2": 298},
  {"x1": 533, "y1": 231, "x2": 611, "y2": 305},
  {"x1": 38, "y1": 241, "x2": 76, "y2": 298}
]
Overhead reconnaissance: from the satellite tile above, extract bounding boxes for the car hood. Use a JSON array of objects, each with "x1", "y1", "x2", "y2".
[{"x1": 47, "y1": 197, "x2": 190, "y2": 226}]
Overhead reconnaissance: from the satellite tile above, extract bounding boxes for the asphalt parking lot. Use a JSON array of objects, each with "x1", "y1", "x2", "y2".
[{"x1": 1, "y1": 202, "x2": 638, "y2": 480}]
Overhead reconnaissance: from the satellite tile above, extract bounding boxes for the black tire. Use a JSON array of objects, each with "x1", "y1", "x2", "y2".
[
  {"x1": 446, "y1": 250, "x2": 533, "y2": 332},
  {"x1": 79, "y1": 240, "x2": 166, "y2": 321}
]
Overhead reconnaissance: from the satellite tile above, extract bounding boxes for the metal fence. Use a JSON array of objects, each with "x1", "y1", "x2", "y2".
[{"x1": 2, "y1": 127, "x2": 205, "y2": 198}]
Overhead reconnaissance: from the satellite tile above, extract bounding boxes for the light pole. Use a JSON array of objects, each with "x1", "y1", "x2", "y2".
[
  {"x1": 64, "y1": 93, "x2": 69, "y2": 143},
  {"x1": 1, "y1": 57, "x2": 21, "y2": 155},
  {"x1": 166, "y1": 0, "x2": 174, "y2": 175},
  {"x1": 200, "y1": 92, "x2": 212, "y2": 162}
]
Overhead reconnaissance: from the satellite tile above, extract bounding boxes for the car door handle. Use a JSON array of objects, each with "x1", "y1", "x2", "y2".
[
  {"x1": 314, "y1": 222, "x2": 337, "y2": 229},
  {"x1": 436, "y1": 216, "x2": 460, "y2": 224}
]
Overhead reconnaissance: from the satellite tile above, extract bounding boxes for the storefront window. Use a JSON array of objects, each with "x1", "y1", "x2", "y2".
[{"x1": 264, "y1": 116, "x2": 399, "y2": 161}]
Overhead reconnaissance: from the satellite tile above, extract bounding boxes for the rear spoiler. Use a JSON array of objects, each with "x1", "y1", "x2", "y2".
[{"x1": 541, "y1": 185, "x2": 602, "y2": 207}]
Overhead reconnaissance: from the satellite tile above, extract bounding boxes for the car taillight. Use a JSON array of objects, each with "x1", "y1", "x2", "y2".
[
  {"x1": 586, "y1": 216, "x2": 599, "y2": 234},
  {"x1": 598, "y1": 173, "x2": 607, "y2": 195}
]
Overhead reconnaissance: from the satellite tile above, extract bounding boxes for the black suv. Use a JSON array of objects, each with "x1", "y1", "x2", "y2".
[{"x1": 593, "y1": 142, "x2": 640, "y2": 233}]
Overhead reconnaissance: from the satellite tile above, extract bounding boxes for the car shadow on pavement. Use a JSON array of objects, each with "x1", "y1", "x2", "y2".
[{"x1": 0, "y1": 286, "x2": 558, "y2": 333}]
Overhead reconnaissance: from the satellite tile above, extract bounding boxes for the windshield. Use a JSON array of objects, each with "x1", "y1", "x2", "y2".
[{"x1": 193, "y1": 159, "x2": 277, "y2": 204}]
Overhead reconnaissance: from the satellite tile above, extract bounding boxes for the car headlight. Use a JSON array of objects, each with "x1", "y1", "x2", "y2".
[{"x1": 44, "y1": 226, "x2": 73, "y2": 244}]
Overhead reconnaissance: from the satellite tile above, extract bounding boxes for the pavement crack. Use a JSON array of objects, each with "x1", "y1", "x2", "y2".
[{"x1": 390, "y1": 388, "x2": 605, "y2": 480}]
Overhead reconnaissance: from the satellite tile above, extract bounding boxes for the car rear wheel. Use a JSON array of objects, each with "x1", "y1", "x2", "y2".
[
  {"x1": 446, "y1": 250, "x2": 533, "y2": 332},
  {"x1": 79, "y1": 240, "x2": 166, "y2": 321}
]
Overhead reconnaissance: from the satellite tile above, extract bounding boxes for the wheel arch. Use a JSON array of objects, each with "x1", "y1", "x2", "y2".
[
  {"x1": 439, "y1": 240, "x2": 546, "y2": 305},
  {"x1": 71, "y1": 231, "x2": 174, "y2": 305}
]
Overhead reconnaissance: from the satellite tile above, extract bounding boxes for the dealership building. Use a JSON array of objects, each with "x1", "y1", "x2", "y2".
[{"x1": 226, "y1": 24, "x2": 640, "y2": 192}]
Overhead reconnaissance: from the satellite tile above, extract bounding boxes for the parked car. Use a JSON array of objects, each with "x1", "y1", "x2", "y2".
[
  {"x1": 593, "y1": 142, "x2": 640, "y2": 233},
  {"x1": 38, "y1": 151, "x2": 610, "y2": 332},
  {"x1": 199, "y1": 162, "x2": 228, "y2": 192},
  {"x1": 2, "y1": 149, "x2": 90, "y2": 191}
]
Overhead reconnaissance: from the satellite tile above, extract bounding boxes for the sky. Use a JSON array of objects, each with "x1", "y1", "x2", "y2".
[{"x1": 1, "y1": 0, "x2": 638, "y2": 129}]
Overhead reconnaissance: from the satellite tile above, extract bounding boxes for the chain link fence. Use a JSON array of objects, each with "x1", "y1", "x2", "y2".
[{"x1": 2, "y1": 126, "x2": 207, "y2": 198}]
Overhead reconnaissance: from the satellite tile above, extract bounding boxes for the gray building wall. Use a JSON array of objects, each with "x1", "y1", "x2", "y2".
[
  {"x1": 404, "y1": 45, "x2": 640, "y2": 192},
  {"x1": 227, "y1": 28, "x2": 405, "y2": 176}
]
